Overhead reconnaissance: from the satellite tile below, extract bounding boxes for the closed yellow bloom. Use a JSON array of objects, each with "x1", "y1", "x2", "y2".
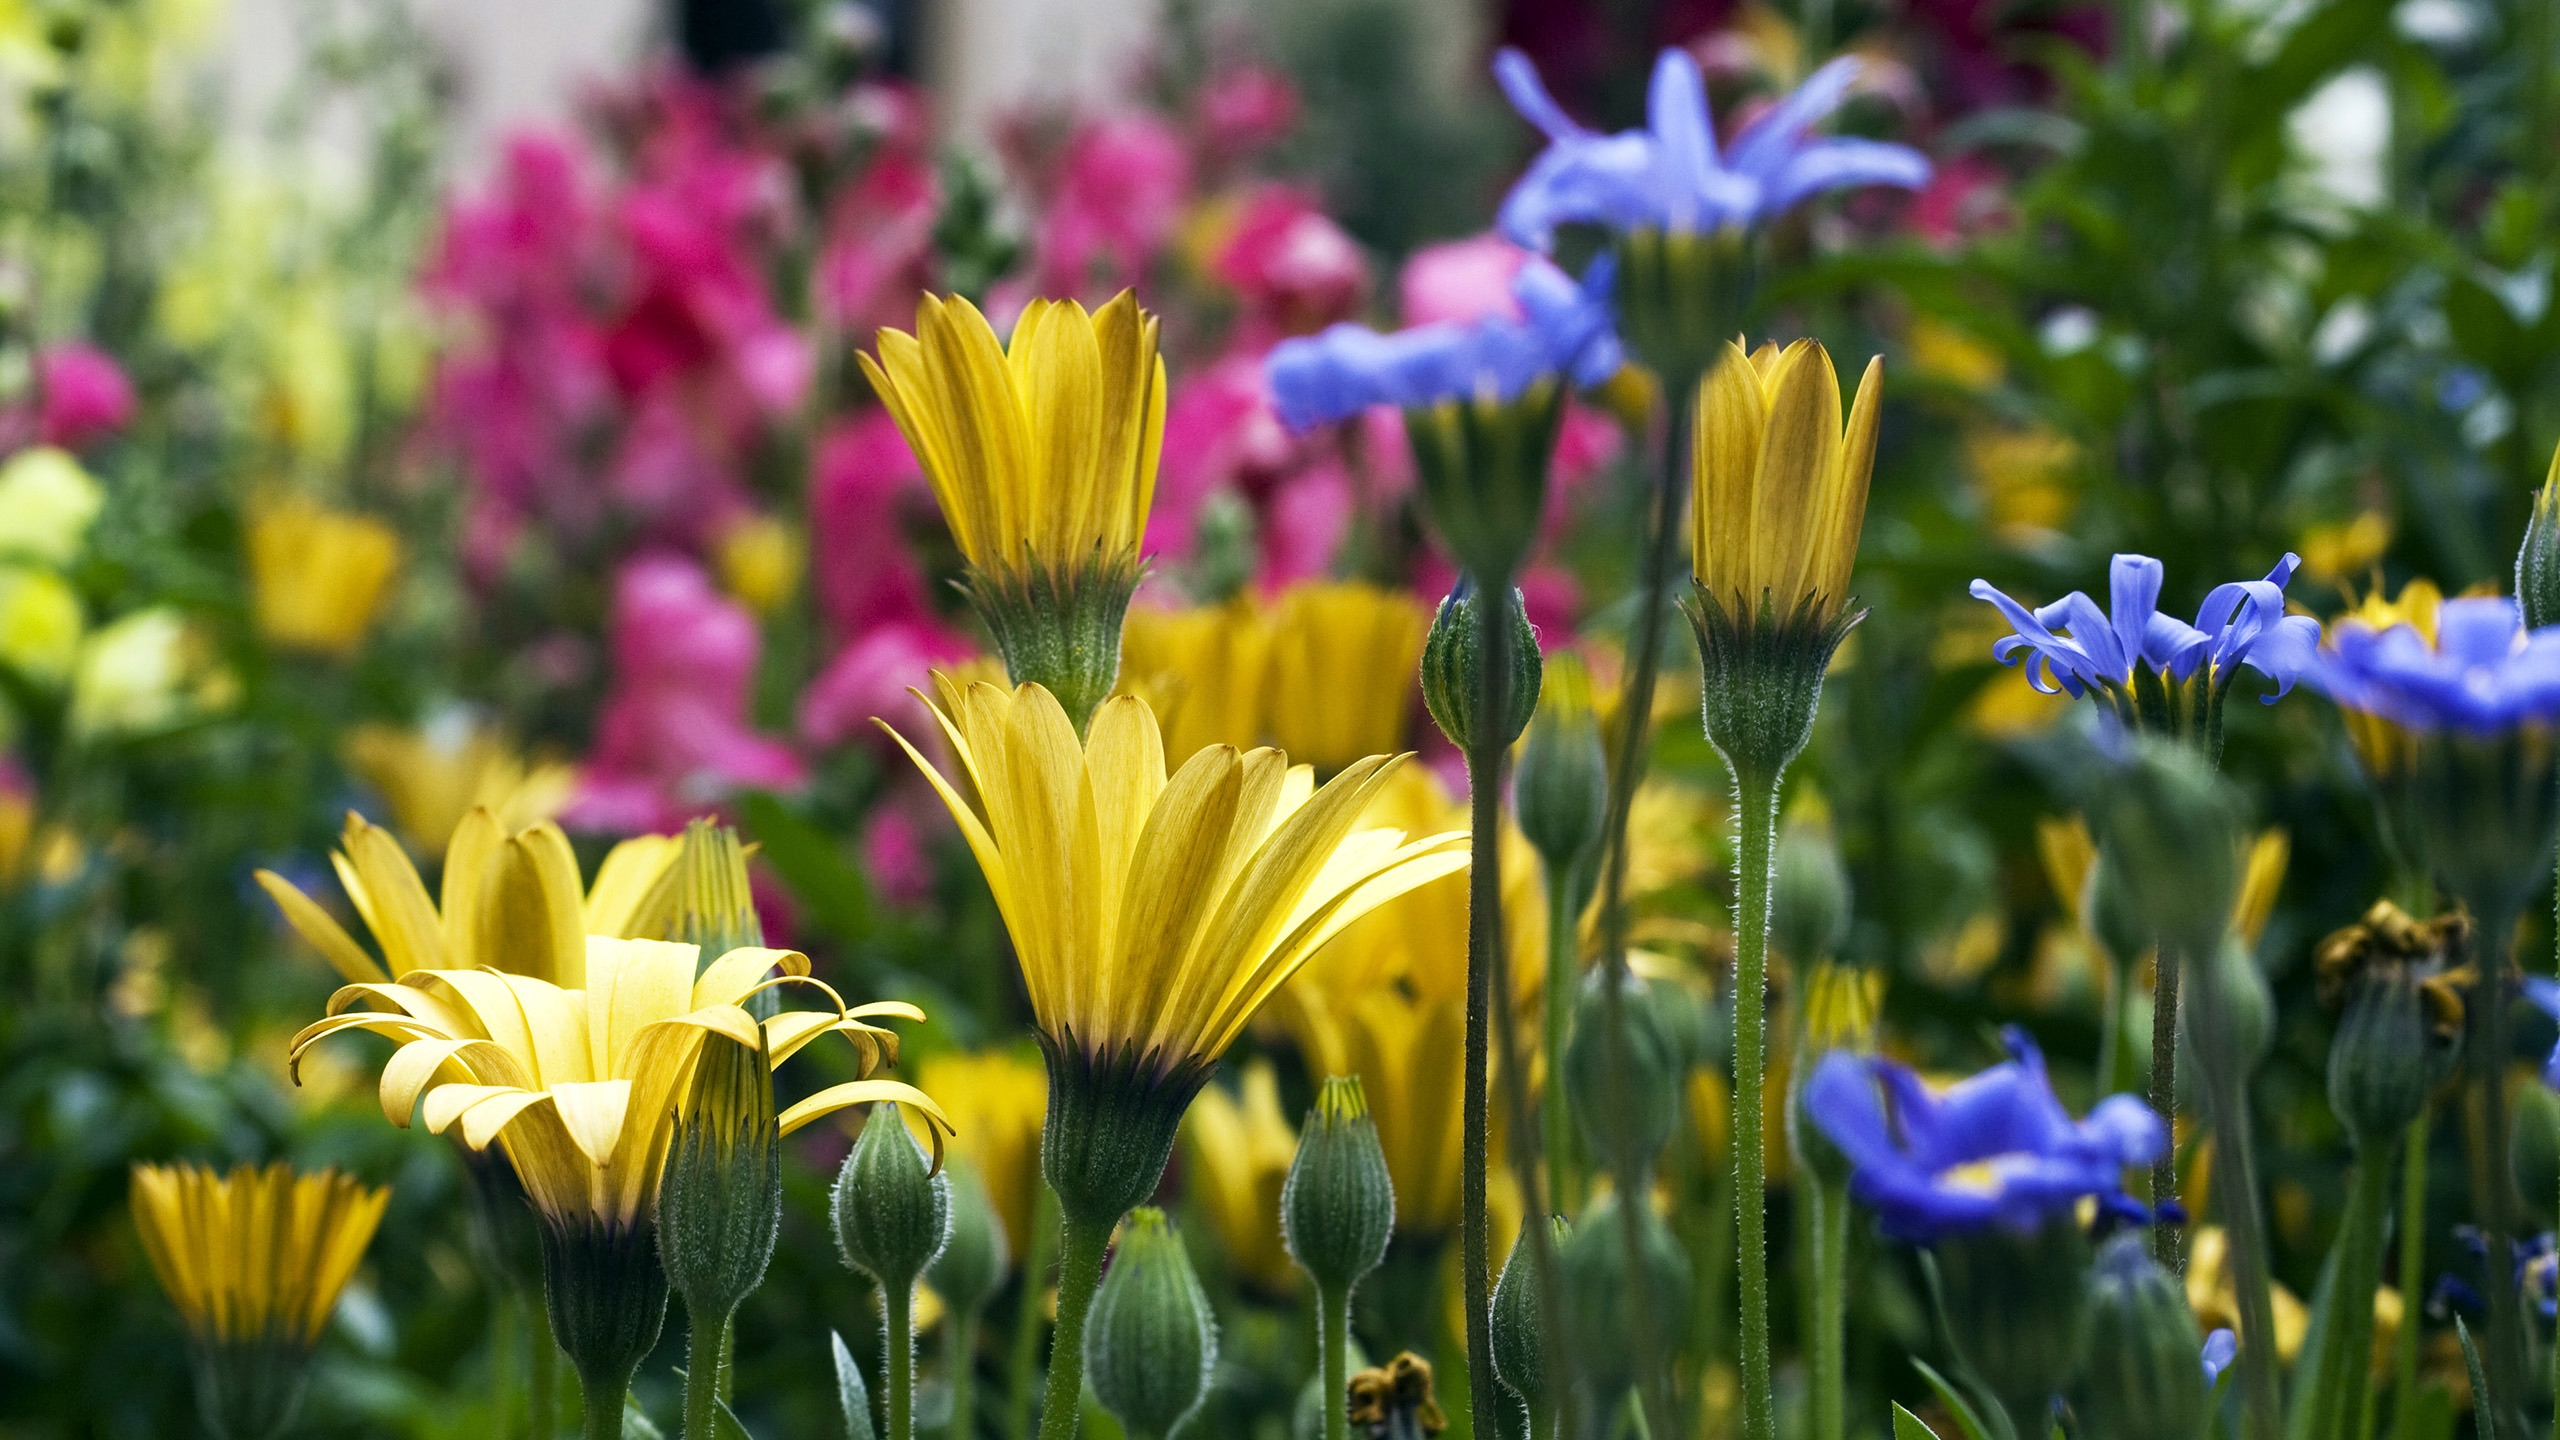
[
  {"x1": 255, "y1": 809, "x2": 681, "y2": 988},
  {"x1": 247, "y1": 497, "x2": 401, "y2": 656},
  {"x1": 1798, "y1": 961, "x2": 1882, "y2": 1053},
  {"x1": 912, "y1": 1047, "x2": 1049, "y2": 1256},
  {"x1": 130, "y1": 1161, "x2": 388, "y2": 1348},
  {"x1": 1691, "y1": 340, "x2": 1882, "y2": 628},
  {"x1": 1264, "y1": 581, "x2": 1432, "y2": 775},
  {"x1": 1120, "y1": 598, "x2": 1270, "y2": 760},
  {"x1": 885, "y1": 677, "x2": 1467, "y2": 1073},
  {"x1": 2330, "y1": 579, "x2": 2443, "y2": 778},
  {"x1": 860, "y1": 291, "x2": 1165, "y2": 579},
  {"x1": 1183, "y1": 1059, "x2": 1300, "y2": 1292},
  {"x1": 2298, "y1": 511, "x2": 2394, "y2": 587},
  {"x1": 341, "y1": 716, "x2": 574, "y2": 856},
  {"x1": 289, "y1": 936, "x2": 944, "y2": 1227}
]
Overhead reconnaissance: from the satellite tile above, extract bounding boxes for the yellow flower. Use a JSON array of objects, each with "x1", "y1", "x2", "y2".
[
  {"x1": 129, "y1": 1161, "x2": 389, "y2": 1348},
  {"x1": 1263, "y1": 581, "x2": 1431, "y2": 774},
  {"x1": 2298, "y1": 511, "x2": 2394, "y2": 588},
  {"x1": 2329, "y1": 579, "x2": 2442, "y2": 778},
  {"x1": 715, "y1": 513, "x2": 804, "y2": 617},
  {"x1": 859, "y1": 291, "x2": 1165, "y2": 580},
  {"x1": 288, "y1": 936, "x2": 944, "y2": 1228},
  {"x1": 247, "y1": 497, "x2": 402, "y2": 656},
  {"x1": 0, "y1": 564, "x2": 82, "y2": 681},
  {"x1": 0, "y1": 447, "x2": 103, "y2": 565},
  {"x1": 1965, "y1": 425, "x2": 2076, "y2": 537},
  {"x1": 2187, "y1": 1225, "x2": 2308, "y2": 1364},
  {"x1": 340, "y1": 717, "x2": 574, "y2": 857},
  {"x1": 1183, "y1": 1059, "x2": 1300, "y2": 1292},
  {"x1": 911, "y1": 1047, "x2": 1049, "y2": 1256},
  {"x1": 1119, "y1": 598, "x2": 1271, "y2": 761},
  {"x1": 1905, "y1": 315, "x2": 2003, "y2": 391},
  {"x1": 69, "y1": 608, "x2": 223, "y2": 738},
  {"x1": 255, "y1": 809, "x2": 681, "y2": 987},
  {"x1": 1798, "y1": 961, "x2": 1882, "y2": 1053},
  {"x1": 1691, "y1": 339, "x2": 1882, "y2": 629}
]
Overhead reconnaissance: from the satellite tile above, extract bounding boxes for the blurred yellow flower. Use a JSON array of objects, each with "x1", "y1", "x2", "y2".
[
  {"x1": 2188, "y1": 1225, "x2": 2308, "y2": 1364},
  {"x1": 289, "y1": 937, "x2": 944, "y2": 1228},
  {"x1": 715, "y1": 513, "x2": 805, "y2": 617},
  {"x1": 254, "y1": 809, "x2": 680, "y2": 987},
  {"x1": 340, "y1": 716, "x2": 574, "y2": 857},
  {"x1": 911, "y1": 1047, "x2": 1049, "y2": 1257},
  {"x1": 2298, "y1": 511, "x2": 2394, "y2": 588},
  {"x1": 130, "y1": 1161, "x2": 388, "y2": 1349},
  {"x1": 247, "y1": 497, "x2": 401, "y2": 656},
  {"x1": 1183, "y1": 1059, "x2": 1301, "y2": 1292},
  {"x1": 70, "y1": 608, "x2": 225, "y2": 738},
  {"x1": 0, "y1": 564, "x2": 82, "y2": 681},
  {"x1": 0, "y1": 447, "x2": 102, "y2": 565},
  {"x1": 1263, "y1": 581, "x2": 1430, "y2": 775},
  {"x1": 1691, "y1": 340, "x2": 1881, "y2": 631},
  {"x1": 1965, "y1": 425, "x2": 2076, "y2": 537},
  {"x1": 1119, "y1": 598, "x2": 1270, "y2": 761},
  {"x1": 1905, "y1": 315, "x2": 2004, "y2": 391}
]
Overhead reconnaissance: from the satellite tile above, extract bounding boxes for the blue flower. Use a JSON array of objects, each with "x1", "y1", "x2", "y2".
[
  {"x1": 1969, "y1": 553, "x2": 2320, "y2": 704},
  {"x1": 2522, "y1": 978, "x2": 2560, "y2": 1089},
  {"x1": 1805, "y1": 1026, "x2": 2167, "y2": 1243},
  {"x1": 2310, "y1": 596, "x2": 2560, "y2": 735},
  {"x1": 1491, "y1": 48, "x2": 1933, "y2": 251},
  {"x1": 2200, "y1": 1329, "x2": 2237, "y2": 1387},
  {"x1": 1263, "y1": 256, "x2": 1624, "y2": 432}
]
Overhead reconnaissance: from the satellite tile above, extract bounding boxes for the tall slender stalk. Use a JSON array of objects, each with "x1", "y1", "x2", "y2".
[
  {"x1": 1319, "y1": 1281, "x2": 1352, "y2": 1440},
  {"x1": 2094, "y1": 949, "x2": 2127, "y2": 1100},
  {"x1": 1806, "y1": 1174, "x2": 1849, "y2": 1440},
  {"x1": 1731, "y1": 762, "x2": 1781, "y2": 1440},
  {"x1": 2150, "y1": 946, "x2": 2185, "y2": 1273},
  {"x1": 682, "y1": 1311, "x2": 729, "y2": 1440},
  {"x1": 1462, "y1": 689, "x2": 1500, "y2": 1440},
  {"x1": 948, "y1": 1311, "x2": 978, "y2": 1440},
  {"x1": 886, "y1": 1282, "x2": 917, "y2": 1440},
  {"x1": 2302, "y1": 1153, "x2": 2396, "y2": 1440},
  {"x1": 2389, "y1": 1113, "x2": 2428, "y2": 1440},
  {"x1": 1544, "y1": 865, "x2": 1580, "y2": 1219},
  {"x1": 1035, "y1": 1213, "x2": 1113, "y2": 1440},
  {"x1": 2194, "y1": 1039, "x2": 2279, "y2": 1440},
  {"x1": 2464, "y1": 907, "x2": 2528, "y2": 1440},
  {"x1": 1008, "y1": 1185, "x2": 1060, "y2": 1440}
]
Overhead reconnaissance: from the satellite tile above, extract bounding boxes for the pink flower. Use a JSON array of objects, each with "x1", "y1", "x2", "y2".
[
  {"x1": 797, "y1": 619, "x2": 975, "y2": 750},
  {"x1": 1908, "y1": 154, "x2": 2013, "y2": 248},
  {"x1": 810, "y1": 411, "x2": 949, "y2": 639},
  {"x1": 861, "y1": 799, "x2": 938, "y2": 908},
  {"x1": 565, "y1": 553, "x2": 806, "y2": 833},
  {"x1": 1151, "y1": 353, "x2": 1300, "y2": 559},
  {"x1": 815, "y1": 144, "x2": 940, "y2": 332},
  {"x1": 1256, "y1": 461, "x2": 1355, "y2": 592},
  {"x1": 1030, "y1": 114, "x2": 1191, "y2": 298},
  {"x1": 1398, "y1": 234, "x2": 1530, "y2": 327},
  {"x1": 35, "y1": 345, "x2": 133, "y2": 448},
  {"x1": 1198, "y1": 65, "x2": 1299, "y2": 159},
  {"x1": 1214, "y1": 185, "x2": 1369, "y2": 347}
]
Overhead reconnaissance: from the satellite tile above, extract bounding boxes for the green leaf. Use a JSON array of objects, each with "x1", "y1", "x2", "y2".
[
  {"x1": 622, "y1": 1396, "x2": 667, "y2": 1440},
  {"x1": 832, "y1": 1329, "x2": 878, "y2": 1440},
  {"x1": 2455, "y1": 1318, "x2": 2490, "y2": 1429},
  {"x1": 742, "y1": 791, "x2": 877, "y2": 943},
  {"x1": 1895, "y1": 1402, "x2": 1948, "y2": 1440},
  {"x1": 712, "y1": 1397, "x2": 757, "y2": 1440},
  {"x1": 1911, "y1": 1358, "x2": 1998, "y2": 1440}
]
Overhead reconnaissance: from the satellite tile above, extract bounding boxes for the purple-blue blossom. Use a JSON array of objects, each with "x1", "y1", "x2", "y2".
[
  {"x1": 2522, "y1": 978, "x2": 2560, "y2": 1090},
  {"x1": 1263, "y1": 255, "x2": 1623, "y2": 433},
  {"x1": 1969, "y1": 553, "x2": 2320, "y2": 703},
  {"x1": 2201, "y1": 1329, "x2": 2237, "y2": 1387},
  {"x1": 2311, "y1": 596, "x2": 2560, "y2": 735},
  {"x1": 1804, "y1": 1027, "x2": 2166, "y2": 1243},
  {"x1": 1491, "y1": 47, "x2": 1932, "y2": 251}
]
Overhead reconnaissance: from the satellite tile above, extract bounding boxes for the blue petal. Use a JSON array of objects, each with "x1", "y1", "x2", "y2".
[
  {"x1": 1493, "y1": 48, "x2": 1589, "y2": 143},
  {"x1": 2107, "y1": 554, "x2": 2165, "y2": 681},
  {"x1": 1759, "y1": 138, "x2": 1935, "y2": 216},
  {"x1": 2201, "y1": 1329, "x2": 2237, "y2": 1386},
  {"x1": 1646, "y1": 49, "x2": 1719, "y2": 231}
]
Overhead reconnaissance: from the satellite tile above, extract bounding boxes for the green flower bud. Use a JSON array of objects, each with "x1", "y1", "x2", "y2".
[
  {"x1": 1491, "y1": 1215, "x2": 1567, "y2": 1414},
  {"x1": 831, "y1": 1103, "x2": 951, "y2": 1290},
  {"x1": 2331, "y1": 965, "x2": 2455, "y2": 1150},
  {"x1": 1281, "y1": 1076, "x2": 1395, "y2": 1294},
  {"x1": 1085, "y1": 1209, "x2": 1218, "y2": 1440},
  {"x1": 927, "y1": 1157, "x2": 1011, "y2": 1317},
  {"x1": 2091, "y1": 737, "x2": 2241, "y2": 962},
  {"x1": 2182, "y1": 935, "x2": 2273, "y2": 1074},
  {"x1": 1404, "y1": 383, "x2": 1565, "y2": 586},
  {"x1": 1564, "y1": 967, "x2": 1685, "y2": 1176},
  {"x1": 1772, "y1": 813, "x2": 1852, "y2": 966},
  {"x1": 2520, "y1": 445, "x2": 2560, "y2": 631},
  {"x1": 658, "y1": 1033, "x2": 781, "y2": 1321},
  {"x1": 2083, "y1": 846, "x2": 2150, "y2": 975},
  {"x1": 1560, "y1": 1192, "x2": 1693, "y2": 1396},
  {"x1": 2514, "y1": 1085, "x2": 2560, "y2": 1229},
  {"x1": 2075, "y1": 1232, "x2": 2207, "y2": 1440},
  {"x1": 1514, "y1": 650, "x2": 1610, "y2": 893},
  {"x1": 1934, "y1": 1217, "x2": 2094, "y2": 1423},
  {"x1": 1420, "y1": 581, "x2": 1541, "y2": 753}
]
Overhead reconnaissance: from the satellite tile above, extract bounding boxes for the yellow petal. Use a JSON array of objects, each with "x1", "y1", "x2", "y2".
[
  {"x1": 254, "y1": 869, "x2": 387, "y2": 985},
  {"x1": 586, "y1": 832, "x2": 684, "y2": 939},
  {"x1": 1693, "y1": 340, "x2": 1764, "y2": 605},
  {"x1": 479, "y1": 825, "x2": 587, "y2": 985},
  {"x1": 692, "y1": 946, "x2": 811, "y2": 1012},
  {"x1": 584, "y1": 936, "x2": 698, "y2": 1079},
  {"x1": 1749, "y1": 341, "x2": 1842, "y2": 613},
  {"x1": 440, "y1": 808, "x2": 503, "y2": 968},
  {"x1": 547, "y1": 1079, "x2": 634, "y2": 1170},
  {"x1": 779, "y1": 1080, "x2": 956, "y2": 1154},
  {"x1": 341, "y1": 818, "x2": 445, "y2": 976}
]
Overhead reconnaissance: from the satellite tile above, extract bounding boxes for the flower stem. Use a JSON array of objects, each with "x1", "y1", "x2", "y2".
[
  {"x1": 1319, "y1": 1281, "x2": 1352, "y2": 1440},
  {"x1": 578, "y1": 1368, "x2": 629, "y2": 1440},
  {"x1": 1807, "y1": 1174, "x2": 1849, "y2": 1440},
  {"x1": 1733, "y1": 760, "x2": 1781, "y2": 1440},
  {"x1": 1036, "y1": 1211, "x2": 1114, "y2": 1440},
  {"x1": 1460, "y1": 579, "x2": 1506, "y2": 1438},
  {"x1": 1008, "y1": 1184, "x2": 1060, "y2": 1440},
  {"x1": 2303, "y1": 1150, "x2": 2396, "y2": 1440},
  {"x1": 682, "y1": 1308, "x2": 730, "y2": 1440},
  {"x1": 523, "y1": 1286, "x2": 560, "y2": 1440},
  {"x1": 2389, "y1": 1113, "x2": 2428, "y2": 1440},
  {"x1": 2149, "y1": 943, "x2": 2184, "y2": 1273},
  {"x1": 1544, "y1": 858, "x2": 1580, "y2": 1220},
  {"x1": 2094, "y1": 948, "x2": 2127, "y2": 1100},
  {"x1": 948, "y1": 1309, "x2": 978, "y2": 1440},
  {"x1": 2472, "y1": 906, "x2": 2529, "y2": 1440},
  {"x1": 2194, "y1": 1037, "x2": 2280, "y2": 1440},
  {"x1": 886, "y1": 1279, "x2": 917, "y2": 1440}
]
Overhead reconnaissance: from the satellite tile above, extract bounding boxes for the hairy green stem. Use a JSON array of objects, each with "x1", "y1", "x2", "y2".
[
  {"x1": 1462, "y1": 643, "x2": 1500, "y2": 1439},
  {"x1": 949, "y1": 1309, "x2": 978, "y2": 1440},
  {"x1": 1808, "y1": 1176, "x2": 1849, "y2": 1440},
  {"x1": 578, "y1": 1369, "x2": 629, "y2": 1440},
  {"x1": 2389, "y1": 1114, "x2": 2428, "y2": 1440},
  {"x1": 1036, "y1": 1212, "x2": 1113, "y2": 1440},
  {"x1": 2151, "y1": 944, "x2": 2184, "y2": 1274},
  {"x1": 1544, "y1": 861, "x2": 1580, "y2": 1220},
  {"x1": 530, "y1": 1302, "x2": 559, "y2": 1440},
  {"x1": 887, "y1": 1281, "x2": 917, "y2": 1440},
  {"x1": 1733, "y1": 762, "x2": 1780, "y2": 1440},
  {"x1": 1320, "y1": 1281, "x2": 1351, "y2": 1440},
  {"x1": 1009, "y1": 1184, "x2": 1061, "y2": 1440},
  {"x1": 2473, "y1": 907, "x2": 2528, "y2": 1440},
  {"x1": 682, "y1": 1309, "x2": 730, "y2": 1440},
  {"x1": 2196, "y1": 1043, "x2": 2279, "y2": 1440},
  {"x1": 2304, "y1": 1152, "x2": 2397, "y2": 1440}
]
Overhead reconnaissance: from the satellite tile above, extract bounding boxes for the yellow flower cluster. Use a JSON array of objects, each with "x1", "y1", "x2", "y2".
[
  {"x1": 1121, "y1": 580, "x2": 1432, "y2": 774},
  {"x1": 130, "y1": 1161, "x2": 388, "y2": 1349}
]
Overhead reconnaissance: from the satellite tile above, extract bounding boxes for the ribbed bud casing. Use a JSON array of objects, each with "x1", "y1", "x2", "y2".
[
  {"x1": 1280, "y1": 1075, "x2": 1395, "y2": 1293},
  {"x1": 658, "y1": 1033, "x2": 782, "y2": 1320},
  {"x1": 1563, "y1": 968, "x2": 1685, "y2": 1176},
  {"x1": 964, "y1": 551, "x2": 1145, "y2": 736},
  {"x1": 1421, "y1": 581, "x2": 1542, "y2": 752},
  {"x1": 1559, "y1": 1192, "x2": 1692, "y2": 1396},
  {"x1": 2333, "y1": 967, "x2": 2452, "y2": 1150},
  {"x1": 1490, "y1": 1215, "x2": 1567, "y2": 1413},
  {"x1": 538, "y1": 1218, "x2": 671, "y2": 1410},
  {"x1": 2075, "y1": 1233, "x2": 2208, "y2": 1440},
  {"x1": 1084, "y1": 1209, "x2": 1218, "y2": 1440},
  {"x1": 1772, "y1": 816, "x2": 1852, "y2": 966},
  {"x1": 1405, "y1": 383, "x2": 1565, "y2": 586},
  {"x1": 831, "y1": 1103, "x2": 951, "y2": 1290},
  {"x1": 1514, "y1": 649, "x2": 1610, "y2": 892},
  {"x1": 2520, "y1": 452, "x2": 2560, "y2": 631}
]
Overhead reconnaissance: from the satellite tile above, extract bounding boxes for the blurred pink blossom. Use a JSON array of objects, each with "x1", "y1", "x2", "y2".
[
  {"x1": 861, "y1": 798, "x2": 939, "y2": 908},
  {"x1": 1257, "y1": 461, "x2": 1354, "y2": 591},
  {"x1": 566, "y1": 553, "x2": 805, "y2": 833},
  {"x1": 35, "y1": 344, "x2": 133, "y2": 448},
  {"x1": 1151, "y1": 353, "x2": 1296, "y2": 558},
  {"x1": 810, "y1": 412, "x2": 950, "y2": 638},
  {"x1": 1029, "y1": 114, "x2": 1191, "y2": 298},
  {"x1": 1214, "y1": 185, "x2": 1368, "y2": 347},
  {"x1": 1398, "y1": 234, "x2": 1530, "y2": 327},
  {"x1": 1197, "y1": 65, "x2": 1299, "y2": 160},
  {"x1": 797, "y1": 618, "x2": 974, "y2": 750}
]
